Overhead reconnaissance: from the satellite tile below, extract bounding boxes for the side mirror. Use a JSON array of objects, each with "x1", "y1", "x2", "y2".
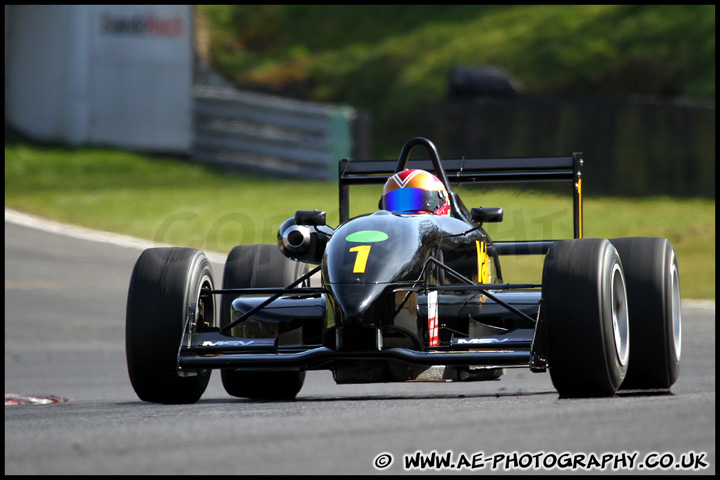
[
  {"x1": 471, "y1": 207, "x2": 503, "y2": 223},
  {"x1": 295, "y1": 210, "x2": 327, "y2": 226}
]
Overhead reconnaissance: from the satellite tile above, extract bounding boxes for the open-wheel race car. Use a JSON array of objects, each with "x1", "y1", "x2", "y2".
[{"x1": 126, "y1": 137, "x2": 682, "y2": 403}]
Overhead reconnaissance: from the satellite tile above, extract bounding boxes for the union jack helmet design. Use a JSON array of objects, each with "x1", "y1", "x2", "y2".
[{"x1": 380, "y1": 169, "x2": 451, "y2": 215}]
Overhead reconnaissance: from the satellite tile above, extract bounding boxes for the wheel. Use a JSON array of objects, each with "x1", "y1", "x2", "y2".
[
  {"x1": 610, "y1": 237, "x2": 681, "y2": 389},
  {"x1": 220, "y1": 244, "x2": 307, "y2": 399},
  {"x1": 542, "y1": 239, "x2": 629, "y2": 398},
  {"x1": 126, "y1": 248, "x2": 216, "y2": 404}
]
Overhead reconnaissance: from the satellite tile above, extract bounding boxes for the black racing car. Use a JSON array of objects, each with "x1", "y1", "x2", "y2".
[{"x1": 126, "y1": 137, "x2": 682, "y2": 403}]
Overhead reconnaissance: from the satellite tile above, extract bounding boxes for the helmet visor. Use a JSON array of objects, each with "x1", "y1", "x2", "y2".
[{"x1": 382, "y1": 187, "x2": 446, "y2": 214}]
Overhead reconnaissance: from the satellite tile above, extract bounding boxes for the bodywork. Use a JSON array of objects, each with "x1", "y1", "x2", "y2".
[{"x1": 179, "y1": 138, "x2": 584, "y2": 383}]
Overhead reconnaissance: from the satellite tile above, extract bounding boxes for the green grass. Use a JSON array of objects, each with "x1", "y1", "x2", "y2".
[
  {"x1": 198, "y1": 5, "x2": 715, "y2": 157},
  {"x1": 5, "y1": 141, "x2": 715, "y2": 299}
]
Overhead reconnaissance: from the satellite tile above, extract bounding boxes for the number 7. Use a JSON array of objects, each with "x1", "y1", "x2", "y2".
[{"x1": 349, "y1": 245, "x2": 371, "y2": 273}]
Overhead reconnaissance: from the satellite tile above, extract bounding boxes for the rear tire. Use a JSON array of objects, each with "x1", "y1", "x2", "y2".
[
  {"x1": 610, "y1": 237, "x2": 681, "y2": 389},
  {"x1": 126, "y1": 248, "x2": 216, "y2": 404},
  {"x1": 221, "y1": 244, "x2": 307, "y2": 399},
  {"x1": 542, "y1": 239, "x2": 630, "y2": 398}
]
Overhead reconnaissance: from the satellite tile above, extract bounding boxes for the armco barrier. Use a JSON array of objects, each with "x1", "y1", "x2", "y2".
[{"x1": 192, "y1": 86, "x2": 362, "y2": 180}]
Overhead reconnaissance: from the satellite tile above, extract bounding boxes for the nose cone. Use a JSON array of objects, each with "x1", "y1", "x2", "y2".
[
  {"x1": 326, "y1": 283, "x2": 389, "y2": 325},
  {"x1": 322, "y1": 211, "x2": 441, "y2": 326}
]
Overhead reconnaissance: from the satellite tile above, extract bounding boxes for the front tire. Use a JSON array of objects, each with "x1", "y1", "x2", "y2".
[
  {"x1": 221, "y1": 244, "x2": 307, "y2": 399},
  {"x1": 126, "y1": 248, "x2": 216, "y2": 404},
  {"x1": 611, "y1": 237, "x2": 681, "y2": 389},
  {"x1": 542, "y1": 239, "x2": 630, "y2": 398}
]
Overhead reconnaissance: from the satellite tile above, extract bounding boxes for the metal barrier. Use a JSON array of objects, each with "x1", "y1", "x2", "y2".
[{"x1": 192, "y1": 85, "x2": 360, "y2": 180}]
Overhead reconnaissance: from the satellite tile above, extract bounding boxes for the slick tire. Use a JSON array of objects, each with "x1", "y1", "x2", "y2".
[
  {"x1": 610, "y1": 237, "x2": 681, "y2": 390},
  {"x1": 221, "y1": 244, "x2": 307, "y2": 399},
  {"x1": 126, "y1": 248, "x2": 216, "y2": 404},
  {"x1": 542, "y1": 239, "x2": 630, "y2": 398}
]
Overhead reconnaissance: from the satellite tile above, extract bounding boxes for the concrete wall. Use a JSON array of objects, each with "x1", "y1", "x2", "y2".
[
  {"x1": 421, "y1": 96, "x2": 715, "y2": 198},
  {"x1": 5, "y1": 5, "x2": 193, "y2": 152}
]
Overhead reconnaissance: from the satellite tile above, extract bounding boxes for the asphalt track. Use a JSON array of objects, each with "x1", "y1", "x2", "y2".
[{"x1": 4, "y1": 210, "x2": 715, "y2": 475}]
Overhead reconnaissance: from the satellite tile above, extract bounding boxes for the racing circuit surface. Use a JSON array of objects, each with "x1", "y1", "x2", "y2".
[{"x1": 4, "y1": 211, "x2": 715, "y2": 475}]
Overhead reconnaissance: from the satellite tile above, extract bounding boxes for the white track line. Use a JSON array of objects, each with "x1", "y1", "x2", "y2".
[{"x1": 4, "y1": 208, "x2": 226, "y2": 264}]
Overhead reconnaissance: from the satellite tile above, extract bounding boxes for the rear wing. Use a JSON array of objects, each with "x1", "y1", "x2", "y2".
[{"x1": 338, "y1": 139, "x2": 583, "y2": 251}]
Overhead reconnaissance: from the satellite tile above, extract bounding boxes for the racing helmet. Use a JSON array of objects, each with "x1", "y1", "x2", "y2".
[{"x1": 380, "y1": 169, "x2": 451, "y2": 215}]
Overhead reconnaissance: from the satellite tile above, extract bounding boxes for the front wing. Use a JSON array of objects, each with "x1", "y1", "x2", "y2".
[{"x1": 179, "y1": 282, "x2": 548, "y2": 375}]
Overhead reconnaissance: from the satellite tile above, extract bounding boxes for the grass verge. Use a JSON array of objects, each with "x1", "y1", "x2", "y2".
[{"x1": 5, "y1": 141, "x2": 715, "y2": 299}]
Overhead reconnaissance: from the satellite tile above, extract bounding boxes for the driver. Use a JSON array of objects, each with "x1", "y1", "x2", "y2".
[{"x1": 380, "y1": 169, "x2": 451, "y2": 215}]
